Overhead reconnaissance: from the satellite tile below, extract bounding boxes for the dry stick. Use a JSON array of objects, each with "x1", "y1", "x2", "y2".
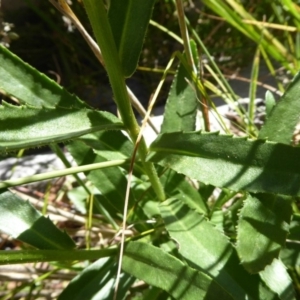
[
  {"x1": 49, "y1": 0, "x2": 159, "y2": 134},
  {"x1": 223, "y1": 74, "x2": 283, "y2": 96},
  {"x1": 114, "y1": 56, "x2": 176, "y2": 299}
]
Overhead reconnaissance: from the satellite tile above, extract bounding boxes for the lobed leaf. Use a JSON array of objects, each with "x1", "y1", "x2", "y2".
[
  {"x1": 108, "y1": 0, "x2": 155, "y2": 77},
  {"x1": 0, "y1": 189, "x2": 75, "y2": 250},
  {"x1": 161, "y1": 55, "x2": 197, "y2": 133},
  {"x1": 122, "y1": 241, "x2": 233, "y2": 300},
  {"x1": 259, "y1": 71, "x2": 300, "y2": 144},
  {"x1": 159, "y1": 198, "x2": 275, "y2": 299},
  {"x1": 0, "y1": 45, "x2": 86, "y2": 108},
  {"x1": 0, "y1": 102, "x2": 123, "y2": 153},
  {"x1": 148, "y1": 131, "x2": 300, "y2": 196},
  {"x1": 236, "y1": 194, "x2": 292, "y2": 273}
]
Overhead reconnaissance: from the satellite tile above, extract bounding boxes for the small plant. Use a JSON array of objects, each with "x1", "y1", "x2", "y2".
[{"x1": 1, "y1": 0, "x2": 300, "y2": 299}]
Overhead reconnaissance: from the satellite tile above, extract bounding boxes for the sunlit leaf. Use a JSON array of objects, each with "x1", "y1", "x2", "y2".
[
  {"x1": 0, "y1": 190, "x2": 75, "y2": 250},
  {"x1": 236, "y1": 194, "x2": 292, "y2": 273},
  {"x1": 265, "y1": 90, "x2": 276, "y2": 119},
  {"x1": 123, "y1": 241, "x2": 233, "y2": 300},
  {"x1": 59, "y1": 257, "x2": 134, "y2": 300},
  {"x1": 148, "y1": 131, "x2": 300, "y2": 196},
  {"x1": 160, "y1": 198, "x2": 276, "y2": 299},
  {"x1": 108, "y1": 0, "x2": 155, "y2": 77},
  {"x1": 0, "y1": 45, "x2": 86, "y2": 108},
  {"x1": 0, "y1": 102, "x2": 123, "y2": 154},
  {"x1": 161, "y1": 54, "x2": 197, "y2": 133},
  {"x1": 260, "y1": 259, "x2": 295, "y2": 300},
  {"x1": 259, "y1": 71, "x2": 300, "y2": 144}
]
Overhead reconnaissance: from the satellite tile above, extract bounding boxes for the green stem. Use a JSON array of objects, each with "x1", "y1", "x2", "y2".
[
  {"x1": 50, "y1": 144, "x2": 119, "y2": 230},
  {"x1": 0, "y1": 160, "x2": 127, "y2": 189},
  {"x1": 50, "y1": 144, "x2": 88, "y2": 193},
  {"x1": 81, "y1": 0, "x2": 165, "y2": 201},
  {"x1": 175, "y1": 0, "x2": 210, "y2": 131},
  {"x1": 0, "y1": 248, "x2": 117, "y2": 265},
  {"x1": 175, "y1": 0, "x2": 195, "y2": 70}
]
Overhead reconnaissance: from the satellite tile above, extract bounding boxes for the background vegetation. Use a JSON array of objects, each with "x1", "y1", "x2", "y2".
[{"x1": 1, "y1": 0, "x2": 300, "y2": 299}]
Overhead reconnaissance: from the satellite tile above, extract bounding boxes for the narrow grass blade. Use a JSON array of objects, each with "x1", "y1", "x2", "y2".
[
  {"x1": 201, "y1": 0, "x2": 293, "y2": 72},
  {"x1": 248, "y1": 47, "x2": 260, "y2": 135},
  {"x1": 148, "y1": 131, "x2": 300, "y2": 196}
]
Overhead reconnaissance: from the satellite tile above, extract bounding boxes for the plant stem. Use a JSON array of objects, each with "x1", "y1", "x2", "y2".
[
  {"x1": 175, "y1": 0, "x2": 210, "y2": 131},
  {"x1": 50, "y1": 144, "x2": 119, "y2": 230},
  {"x1": 0, "y1": 248, "x2": 117, "y2": 264},
  {"x1": 0, "y1": 160, "x2": 128, "y2": 189},
  {"x1": 81, "y1": 0, "x2": 165, "y2": 201}
]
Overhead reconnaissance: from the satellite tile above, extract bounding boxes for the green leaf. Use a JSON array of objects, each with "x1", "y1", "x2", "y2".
[
  {"x1": 67, "y1": 186, "x2": 90, "y2": 214},
  {"x1": 0, "y1": 102, "x2": 123, "y2": 153},
  {"x1": 159, "y1": 198, "x2": 275, "y2": 299},
  {"x1": 236, "y1": 194, "x2": 292, "y2": 273},
  {"x1": 287, "y1": 214, "x2": 300, "y2": 241},
  {"x1": 67, "y1": 186, "x2": 107, "y2": 215},
  {"x1": 108, "y1": 0, "x2": 155, "y2": 77},
  {"x1": 148, "y1": 131, "x2": 300, "y2": 196},
  {"x1": 190, "y1": 39, "x2": 199, "y2": 70},
  {"x1": 58, "y1": 257, "x2": 134, "y2": 300},
  {"x1": 76, "y1": 130, "x2": 133, "y2": 161},
  {"x1": 265, "y1": 90, "x2": 276, "y2": 119},
  {"x1": 260, "y1": 259, "x2": 295, "y2": 300},
  {"x1": 161, "y1": 57, "x2": 197, "y2": 133},
  {"x1": 0, "y1": 45, "x2": 86, "y2": 108},
  {"x1": 160, "y1": 169, "x2": 208, "y2": 214},
  {"x1": 68, "y1": 132, "x2": 152, "y2": 227},
  {"x1": 280, "y1": 243, "x2": 300, "y2": 267},
  {"x1": 0, "y1": 190, "x2": 75, "y2": 250},
  {"x1": 68, "y1": 132, "x2": 135, "y2": 218},
  {"x1": 122, "y1": 241, "x2": 233, "y2": 300},
  {"x1": 259, "y1": 71, "x2": 300, "y2": 144}
]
